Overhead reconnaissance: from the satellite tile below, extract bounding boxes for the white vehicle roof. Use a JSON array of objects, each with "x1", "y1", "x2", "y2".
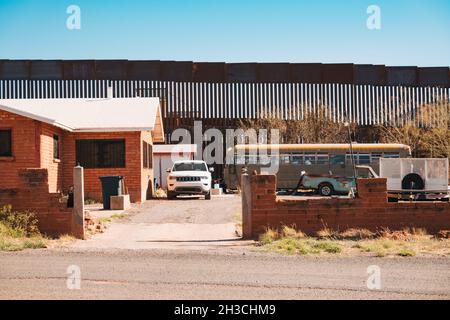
[
  {"x1": 173, "y1": 160, "x2": 206, "y2": 164},
  {"x1": 153, "y1": 144, "x2": 197, "y2": 154}
]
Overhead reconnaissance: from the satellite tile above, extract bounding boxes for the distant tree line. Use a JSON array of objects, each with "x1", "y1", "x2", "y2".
[{"x1": 239, "y1": 100, "x2": 450, "y2": 159}]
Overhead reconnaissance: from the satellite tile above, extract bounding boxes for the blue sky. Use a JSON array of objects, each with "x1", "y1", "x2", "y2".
[{"x1": 0, "y1": 0, "x2": 449, "y2": 66}]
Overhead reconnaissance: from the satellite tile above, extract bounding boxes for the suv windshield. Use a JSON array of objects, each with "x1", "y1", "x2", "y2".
[{"x1": 173, "y1": 162, "x2": 207, "y2": 172}]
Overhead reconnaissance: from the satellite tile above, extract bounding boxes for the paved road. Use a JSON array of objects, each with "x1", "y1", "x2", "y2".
[
  {"x1": 75, "y1": 195, "x2": 245, "y2": 250},
  {"x1": 1, "y1": 249, "x2": 450, "y2": 299}
]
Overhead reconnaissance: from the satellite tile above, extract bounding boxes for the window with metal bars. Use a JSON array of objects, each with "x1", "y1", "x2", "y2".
[
  {"x1": 143, "y1": 141, "x2": 152, "y2": 169},
  {"x1": 0, "y1": 130, "x2": 12, "y2": 157},
  {"x1": 76, "y1": 139, "x2": 125, "y2": 168},
  {"x1": 53, "y1": 134, "x2": 60, "y2": 159}
]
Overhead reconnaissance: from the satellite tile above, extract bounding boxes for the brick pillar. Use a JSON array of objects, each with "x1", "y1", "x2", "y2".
[
  {"x1": 356, "y1": 178, "x2": 387, "y2": 203},
  {"x1": 72, "y1": 166, "x2": 85, "y2": 239},
  {"x1": 241, "y1": 173, "x2": 252, "y2": 239}
]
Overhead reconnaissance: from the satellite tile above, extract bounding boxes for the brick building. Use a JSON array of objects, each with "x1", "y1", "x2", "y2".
[{"x1": 0, "y1": 97, "x2": 164, "y2": 204}]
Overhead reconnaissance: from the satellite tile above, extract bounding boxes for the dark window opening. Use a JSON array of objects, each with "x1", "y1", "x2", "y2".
[
  {"x1": 76, "y1": 139, "x2": 125, "y2": 168},
  {"x1": 53, "y1": 134, "x2": 60, "y2": 159},
  {"x1": 143, "y1": 141, "x2": 152, "y2": 169},
  {"x1": 0, "y1": 130, "x2": 12, "y2": 157}
]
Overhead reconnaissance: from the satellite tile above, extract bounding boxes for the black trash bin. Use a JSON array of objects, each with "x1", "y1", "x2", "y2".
[{"x1": 99, "y1": 176, "x2": 124, "y2": 210}]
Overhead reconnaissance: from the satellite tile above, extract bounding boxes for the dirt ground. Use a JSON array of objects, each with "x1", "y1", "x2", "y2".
[{"x1": 73, "y1": 195, "x2": 248, "y2": 250}]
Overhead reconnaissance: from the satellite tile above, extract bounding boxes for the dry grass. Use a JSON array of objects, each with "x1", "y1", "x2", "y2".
[
  {"x1": 96, "y1": 213, "x2": 127, "y2": 224},
  {"x1": 258, "y1": 225, "x2": 450, "y2": 257},
  {"x1": 84, "y1": 198, "x2": 98, "y2": 205},
  {"x1": 339, "y1": 228, "x2": 376, "y2": 240},
  {"x1": 0, "y1": 222, "x2": 47, "y2": 252},
  {"x1": 281, "y1": 225, "x2": 306, "y2": 239},
  {"x1": 316, "y1": 226, "x2": 340, "y2": 239},
  {"x1": 154, "y1": 188, "x2": 167, "y2": 199},
  {"x1": 258, "y1": 226, "x2": 342, "y2": 255},
  {"x1": 45, "y1": 234, "x2": 77, "y2": 248}
]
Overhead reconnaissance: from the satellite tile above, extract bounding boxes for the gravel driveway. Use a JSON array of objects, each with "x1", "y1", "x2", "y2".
[{"x1": 73, "y1": 195, "x2": 246, "y2": 250}]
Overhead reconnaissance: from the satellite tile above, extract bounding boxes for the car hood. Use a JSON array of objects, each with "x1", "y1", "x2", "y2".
[{"x1": 169, "y1": 171, "x2": 210, "y2": 178}]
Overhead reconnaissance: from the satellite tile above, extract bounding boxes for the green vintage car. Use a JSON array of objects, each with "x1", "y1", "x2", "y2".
[{"x1": 299, "y1": 165, "x2": 378, "y2": 196}]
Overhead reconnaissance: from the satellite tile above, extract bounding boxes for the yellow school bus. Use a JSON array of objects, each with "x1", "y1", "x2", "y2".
[{"x1": 223, "y1": 143, "x2": 411, "y2": 190}]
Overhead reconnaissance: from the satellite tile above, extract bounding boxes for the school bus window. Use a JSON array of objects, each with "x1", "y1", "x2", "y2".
[
  {"x1": 316, "y1": 153, "x2": 329, "y2": 165},
  {"x1": 291, "y1": 155, "x2": 303, "y2": 164},
  {"x1": 346, "y1": 153, "x2": 361, "y2": 165},
  {"x1": 371, "y1": 152, "x2": 382, "y2": 161},
  {"x1": 281, "y1": 154, "x2": 290, "y2": 164},
  {"x1": 304, "y1": 155, "x2": 315, "y2": 165},
  {"x1": 383, "y1": 152, "x2": 400, "y2": 158},
  {"x1": 331, "y1": 155, "x2": 345, "y2": 165},
  {"x1": 358, "y1": 154, "x2": 371, "y2": 164}
]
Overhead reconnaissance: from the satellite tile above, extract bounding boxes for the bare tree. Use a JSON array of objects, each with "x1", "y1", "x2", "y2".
[{"x1": 239, "y1": 105, "x2": 356, "y2": 144}]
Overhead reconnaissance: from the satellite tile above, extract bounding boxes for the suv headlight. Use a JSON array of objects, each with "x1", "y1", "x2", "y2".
[{"x1": 168, "y1": 175, "x2": 176, "y2": 180}]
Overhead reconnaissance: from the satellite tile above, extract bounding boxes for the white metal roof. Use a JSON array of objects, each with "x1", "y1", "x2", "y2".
[
  {"x1": 153, "y1": 144, "x2": 197, "y2": 154},
  {"x1": 0, "y1": 97, "x2": 162, "y2": 133}
]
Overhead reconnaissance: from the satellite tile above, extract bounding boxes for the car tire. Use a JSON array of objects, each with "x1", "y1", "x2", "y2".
[
  {"x1": 167, "y1": 191, "x2": 177, "y2": 200},
  {"x1": 318, "y1": 183, "x2": 334, "y2": 196},
  {"x1": 205, "y1": 192, "x2": 211, "y2": 200}
]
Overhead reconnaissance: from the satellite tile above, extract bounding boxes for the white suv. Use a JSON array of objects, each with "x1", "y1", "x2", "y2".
[{"x1": 166, "y1": 160, "x2": 213, "y2": 200}]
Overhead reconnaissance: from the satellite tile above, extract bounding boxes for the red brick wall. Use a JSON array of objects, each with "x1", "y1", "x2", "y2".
[
  {"x1": 0, "y1": 110, "x2": 39, "y2": 189},
  {"x1": 0, "y1": 111, "x2": 63, "y2": 193},
  {"x1": 1, "y1": 108, "x2": 153, "y2": 204},
  {"x1": 248, "y1": 175, "x2": 450, "y2": 237},
  {"x1": 40, "y1": 123, "x2": 64, "y2": 193},
  {"x1": 0, "y1": 168, "x2": 73, "y2": 236},
  {"x1": 62, "y1": 131, "x2": 146, "y2": 203}
]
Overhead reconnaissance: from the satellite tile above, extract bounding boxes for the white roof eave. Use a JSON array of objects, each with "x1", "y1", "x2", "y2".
[
  {"x1": 73, "y1": 127, "x2": 154, "y2": 133},
  {"x1": 0, "y1": 103, "x2": 70, "y2": 128},
  {"x1": 0, "y1": 98, "x2": 163, "y2": 135}
]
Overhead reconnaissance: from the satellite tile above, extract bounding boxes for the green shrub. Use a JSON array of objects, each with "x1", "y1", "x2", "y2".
[
  {"x1": 397, "y1": 248, "x2": 416, "y2": 257},
  {"x1": 311, "y1": 241, "x2": 343, "y2": 253},
  {"x1": 0, "y1": 205, "x2": 40, "y2": 236}
]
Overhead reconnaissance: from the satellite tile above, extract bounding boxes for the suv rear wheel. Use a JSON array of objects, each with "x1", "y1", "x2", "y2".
[{"x1": 318, "y1": 183, "x2": 334, "y2": 196}]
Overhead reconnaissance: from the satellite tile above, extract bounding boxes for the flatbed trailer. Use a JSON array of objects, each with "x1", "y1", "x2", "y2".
[{"x1": 380, "y1": 158, "x2": 449, "y2": 201}]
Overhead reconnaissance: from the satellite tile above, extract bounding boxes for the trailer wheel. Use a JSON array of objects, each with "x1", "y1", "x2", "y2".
[
  {"x1": 401, "y1": 173, "x2": 425, "y2": 190},
  {"x1": 318, "y1": 183, "x2": 334, "y2": 196}
]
